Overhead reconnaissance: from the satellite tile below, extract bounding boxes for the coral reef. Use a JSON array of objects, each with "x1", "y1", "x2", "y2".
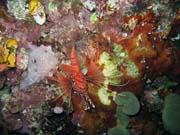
[{"x1": 0, "y1": 0, "x2": 180, "y2": 135}]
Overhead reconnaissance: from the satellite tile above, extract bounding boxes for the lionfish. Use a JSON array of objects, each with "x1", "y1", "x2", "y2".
[{"x1": 49, "y1": 47, "x2": 104, "y2": 110}]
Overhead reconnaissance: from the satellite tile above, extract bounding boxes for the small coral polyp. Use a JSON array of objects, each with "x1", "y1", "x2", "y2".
[{"x1": 29, "y1": 0, "x2": 46, "y2": 25}]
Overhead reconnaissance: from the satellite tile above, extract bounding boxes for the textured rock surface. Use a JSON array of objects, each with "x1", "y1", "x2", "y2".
[{"x1": 20, "y1": 45, "x2": 58, "y2": 89}]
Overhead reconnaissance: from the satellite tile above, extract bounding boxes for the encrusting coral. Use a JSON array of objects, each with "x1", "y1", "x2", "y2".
[
  {"x1": 7, "y1": 0, "x2": 29, "y2": 20},
  {"x1": 0, "y1": 0, "x2": 180, "y2": 135}
]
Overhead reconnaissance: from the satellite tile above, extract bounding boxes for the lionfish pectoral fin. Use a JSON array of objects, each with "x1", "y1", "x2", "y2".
[
  {"x1": 86, "y1": 61, "x2": 104, "y2": 87},
  {"x1": 48, "y1": 71, "x2": 72, "y2": 98}
]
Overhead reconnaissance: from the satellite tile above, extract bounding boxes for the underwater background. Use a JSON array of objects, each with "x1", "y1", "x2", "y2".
[{"x1": 0, "y1": 0, "x2": 180, "y2": 135}]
